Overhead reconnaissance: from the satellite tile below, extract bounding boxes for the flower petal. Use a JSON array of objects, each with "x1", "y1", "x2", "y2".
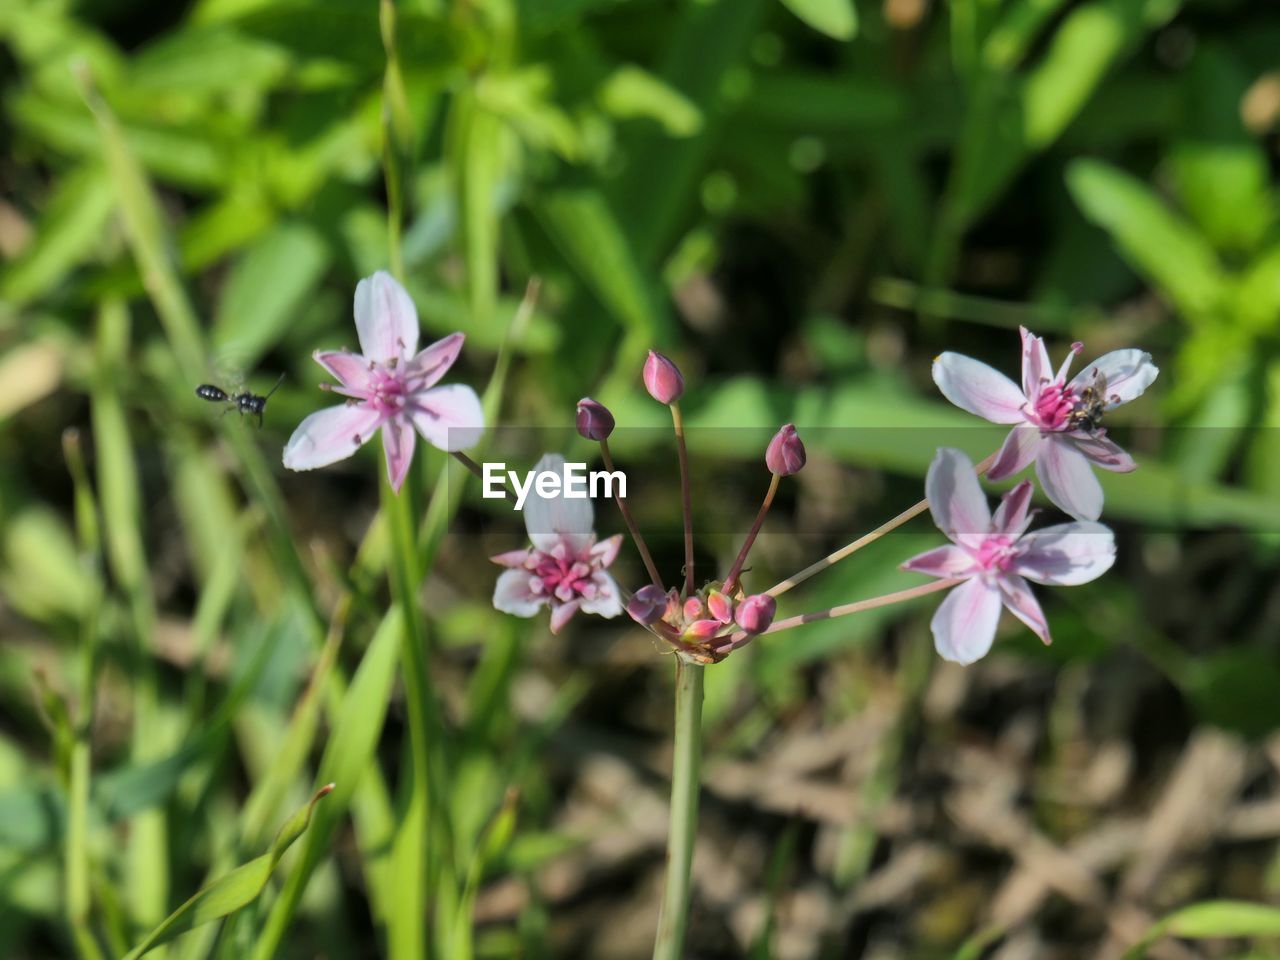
[
  {"x1": 930, "y1": 577, "x2": 1002, "y2": 666},
  {"x1": 493, "y1": 569, "x2": 544, "y2": 617},
  {"x1": 926, "y1": 447, "x2": 992, "y2": 540},
  {"x1": 997, "y1": 574, "x2": 1051, "y2": 645},
  {"x1": 1069, "y1": 433, "x2": 1136, "y2": 473},
  {"x1": 282, "y1": 403, "x2": 382, "y2": 471},
  {"x1": 490, "y1": 548, "x2": 532, "y2": 568},
  {"x1": 405, "y1": 333, "x2": 465, "y2": 391},
  {"x1": 409, "y1": 384, "x2": 485, "y2": 452},
  {"x1": 354, "y1": 271, "x2": 419, "y2": 364},
  {"x1": 1070, "y1": 349, "x2": 1159, "y2": 408},
  {"x1": 590, "y1": 534, "x2": 622, "y2": 568},
  {"x1": 901, "y1": 545, "x2": 978, "y2": 578},
  {"x1": 1020, "y1": 327, "x2": 1052, "y2": 399},
  {"x1": 382, "y1": 416, "x2": 416, "y2": 493},
  {"x1": 314, "y1": 350, "x2": 374, "y2": 395},
  {"x1": 933, "y1": 353, "x2": 1027, "y2": 425},
  {"x1": 991, "y1": 480, "x2": 1034, "y2": 536},
  {"x1": 986, "y1": 425, "x2": 1042, "y2": 481},
  {"x1": 580, "y1": 572, "x2": 623, "y2": 618},
  {"x1": 1013, "y1": 521, "x2": 1115, "y2": 585},
  {"x1": 522, "y1": 453, "x2": 595, "y2": 553},
  {"x1": 1036, "y1": 438, "x2": 1104, "y2": 521},
  {"x1": 549, "y1": 599, "x2": 581, "y2": 634}
]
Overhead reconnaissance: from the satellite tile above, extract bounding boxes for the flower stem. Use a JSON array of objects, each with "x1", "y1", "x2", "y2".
[
  {"x1": 670, "y1": 402, "x2": 695, "y2": 595},
  {"x1": 765, "y1": 451, "x2": 997, "y2": 598},
  {"x1": 652, "y1": 659, "x2": 704, "y2": 960},
  {"x1": 713, "y1": 578, "x2": 962, "y2": 655},
  {"x1": 451, "y1": 450, "x2": 518, "y2": 505},
  {"x1": 600, "y1": 439, "x2": 664, "y2": 588},
  {"x1": 382, "y1": 470, "x2": 439, "y2": 960},
  {"x1": 723, "y1": 472, "x2": 779, "y2": 594}
]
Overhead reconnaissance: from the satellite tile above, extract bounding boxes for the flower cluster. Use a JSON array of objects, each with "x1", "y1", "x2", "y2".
[
  {"x1": 488, "y1": 350, "x2": 799, "y2": 657},
  {"x1": 911, "y1": 327, "x2": 1157, "y2": 662},
  {"x1": 280, "y1": 276, "x2": 1157, "y2": 669}
]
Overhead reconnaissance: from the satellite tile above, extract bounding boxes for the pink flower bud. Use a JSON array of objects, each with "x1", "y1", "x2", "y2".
[
  {"x1": 735, "y1": 594, "x2": 776, "y2": 635},
  {"x1": 682, "y1": 597, "x2": 704, "y2": 622},
  {"x1": 706, "y1": 590, "x2": 733, "y2": 624},
  {"x1": 683, "y1": 619, "x2": 722, "y2": 641},
  {"x1": 627, "y1": 584, "x2": 668, "y2": 625},
  {"x1": 576, "y1": 397, "x2": 615, "y2": 441},
  {"x1": 643, "y1": 350, "x2": 684, "y2": 404},
  {"x1": 766, "y1": 423, "x2": 806, "y2": 476}
]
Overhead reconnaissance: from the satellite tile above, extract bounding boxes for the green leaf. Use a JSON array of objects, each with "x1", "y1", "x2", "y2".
[
  {"x1": 599, "y1": 66, "x2": 703, "y2": 137},
  {"x1": 120, "y1": 784, "x2": 334, "y2": 960},
  {"x1": 534, "y1": 188, "x2": 668, "y2": 340},
  {"x1": 212, "y1": 222, "x2": 330, "y2": 370},
  {"x1": 1122, "y1": 900, "x2": 1280, "y2": 959},
  {"x1": 0, "y1": 164, "x2": 114, "y2": 306},
  {"x1": 1066, "y1": 158, "x2": 1227, "y2": 325},
  {"x1": 779, "y1": 0, "x2": 858, "y2": 40},
  {"x1": 250, "y1": 609, "x2": 405, "y2": 960}
]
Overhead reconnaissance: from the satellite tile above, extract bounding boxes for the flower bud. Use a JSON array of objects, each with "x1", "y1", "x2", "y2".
[
  {"x1": 765, "y1": 423, "x2": 806, "y2": 476},
  {"x1": 683, "y1": 619, "x2": 722, "y2": 641},
  {"x1": 643, "y1": 350, "x2": 684, "y2": 404},
  {"x1": 627, "y1": 584, "x2": 668, "y2": 625},
  {"x1": 682, "y1": 597, "x2": 704, "y2": 622},
  {"x1": 734, "y1": 593, "x2": 776, "y2": 635},
  {"x1": 576, "y1": 397, "x2": 615, "y2": 441},
  {"x1": 706, "y1": 590, "x2": 733, "y2": 625}
]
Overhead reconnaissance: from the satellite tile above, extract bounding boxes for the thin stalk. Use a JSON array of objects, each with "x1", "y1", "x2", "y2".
[
  {"x1": 652, "y1": 660, "x2": 704, "y2": 960},
  {"x1": 63, "y1": 431, "x2": 104, "y2": 960},
  {"x1": 765, "y1": 451, "x2": 997, "y2": 598},
  {"x1": 600, "y1": 439, "x2": 663, "y2": 588},
  {"x1": 380, "y1": 0, "x2": 411, "y2": 280},
  {"x1": 670, "y1": 403, "x2": 694, "y2": 595},
  {"x1": 713, "y1": 578, "x2": 962, "y2": 656},
  {"x1": 723, "y1": 473, "x2": 779, "y2": 594},
  {"x1": 383, "y1": 472, "x2": 440, "y2": 960},
  {"x1": 451, "y1": 451, "x2": 517, "y2": 505}
]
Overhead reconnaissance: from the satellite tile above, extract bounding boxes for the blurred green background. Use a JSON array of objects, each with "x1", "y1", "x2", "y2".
[{"x1": 3, "y1": 0, "x2": 1280, "y2": 957}]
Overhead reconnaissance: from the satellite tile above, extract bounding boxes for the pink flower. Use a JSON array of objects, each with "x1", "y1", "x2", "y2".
[
  {"x1": 282, "y1": 271, "x2": 484, "y2": 492},
  {"x1": 491, "y1": 453, "x2": 624, "y2": 634},
  {"x1": 932, "y1": 327, "x2": 1157, "y2": 520},
  {"x1": 901, "y1": 448, "x2": 1115, "y2": 665}
]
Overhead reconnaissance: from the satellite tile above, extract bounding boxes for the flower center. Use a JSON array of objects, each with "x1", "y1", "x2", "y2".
[
  {"x1": 974, "y1": 535, "x2": 1017, "y2": 573},
  {"x1": 1031, "y1": 381, "x2": 1077, "y2": 431},
  {"x1": 368, "y1": 366, "x2": 409, "y2": 417},
  {"x1": 530, "y1": 552, "x2": 595, "y2": 604}
]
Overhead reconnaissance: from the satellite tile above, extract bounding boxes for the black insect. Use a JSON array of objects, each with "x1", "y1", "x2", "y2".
[
  {"x1": 195, "y1": 373, "x2": 285, "y2": 427},
  {"x1": 1067, "y1": 369, "x2": 1112, "y2": 434}
]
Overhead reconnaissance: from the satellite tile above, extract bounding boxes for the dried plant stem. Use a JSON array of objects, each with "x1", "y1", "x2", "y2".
[
  {"x1": 600, "y1": 439, "x2": 664, "y2": 588},
  {"x1": 670, "y1": 402, "x2": 695, "y2": 595},
  {"x1": 766, "y1": 451, "x2": 998, "y2": 598},
  {"x1": 723, "y1": 472, "x2": 780, "y2": 594},
  {"x1": 652, "y1": 660, "x2": 704, "y2": 960}
]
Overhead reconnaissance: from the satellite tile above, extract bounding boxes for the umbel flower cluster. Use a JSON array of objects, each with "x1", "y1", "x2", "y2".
[{"x1": 285, "y1": 273, "x2": 1158, "y2": 666}]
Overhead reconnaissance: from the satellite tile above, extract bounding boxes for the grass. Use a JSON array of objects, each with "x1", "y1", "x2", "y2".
[{"x1": 2, "y1": 0, "x2": 1280, "y2": 958}]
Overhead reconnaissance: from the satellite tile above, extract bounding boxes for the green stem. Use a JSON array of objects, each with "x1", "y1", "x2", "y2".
[
  {"x1": 652, "y1": 660, "x2": 704, "y2": 960},
  {"x1": 382, "y1": 472, "x2": 439, "y2": 960}
]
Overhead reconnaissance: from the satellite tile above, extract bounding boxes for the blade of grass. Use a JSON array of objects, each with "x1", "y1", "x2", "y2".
[
  {"x1": 91, "y1": 299, "x2": 169, "y2": 935},
  {"x1": 122, "y1": 785, "x2": 335, "y2": 960}
]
